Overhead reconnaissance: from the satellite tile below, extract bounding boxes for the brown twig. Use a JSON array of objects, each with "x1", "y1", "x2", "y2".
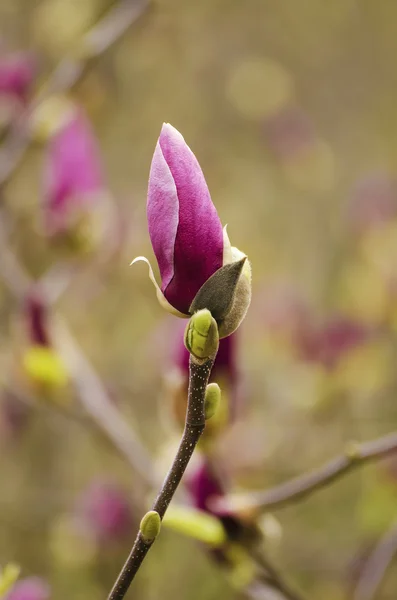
[
  {"x1": 353, "y1": 519, "x2": 397, "y2": 600},
  {"x1": 107, "y1": 355, "x2": 215, "y2": 600},
  {"x1": 213, "y1": 433, "x2": 397, "y2": 514},
  {"x1": 53, "y1": 318, "x2": 157, "y2": 488},
  {"x1": 0, "y1": 222, "x2": 156, "y2": 490},
  {"x1": 0, "y1": 0, "x2": 150, "y2": 188},
  {"x1": 251, "y1": 548, "x2": 307, "y2": 600}
]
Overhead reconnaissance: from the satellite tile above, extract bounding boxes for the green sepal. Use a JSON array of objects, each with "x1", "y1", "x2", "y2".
[{"x1": 189, "y1": 258, "x2": 247, "y2": 322}]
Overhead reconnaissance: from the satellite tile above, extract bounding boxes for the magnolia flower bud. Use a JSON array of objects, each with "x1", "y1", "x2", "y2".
[
  {"x1": 132, "y1": 124, "x2": 251, "y2": 336},
  {"x1": 204, "y1": 383, "x2": 221, "y2": 420},
  {"x1": 184, "y1": 309, "x2": 219, "y2": 362},
  {"x1": 0, "y1": 53, "x2": 36, "y2": 103},
  {"x1": 140, "y1": 511, "x2": 161, "y2": 544}
]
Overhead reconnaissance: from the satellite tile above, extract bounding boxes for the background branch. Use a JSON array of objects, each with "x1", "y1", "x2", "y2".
[
  {"x1": 213, "y1": 433, "x2": 397, "y2": 514},
  {"x1": 53, "y1": 318, "x2": 157, "y2": 488},
  {"x1": 353, "y1": 519, "x2": 397, "y2": 600},
  {"x1": 251, "y1": 547, "x2": 306, "y2": 600},
  {"x1": 0, "y1": 221, "x2": 156, "y2": 490}
]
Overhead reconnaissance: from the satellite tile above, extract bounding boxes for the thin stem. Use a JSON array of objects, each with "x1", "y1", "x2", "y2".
[
  {"x1": 0, "y1": 224, "x2": 156, "y2": 491},
  {"x1": 251, "y1": 548, "x2": 307, "y2": 600},
  {"x1": 353, "y1": 518, "x2": 397, "y2": 600},
  {"x1": 213, "y1": 432, "x2": 397, "y2": 514},
  {"x1": 53, "y1": 319, "x2": 157, "y2": 488},
  {"x1": 107, "y1": 355, "x2": 215, "y2": 600}
]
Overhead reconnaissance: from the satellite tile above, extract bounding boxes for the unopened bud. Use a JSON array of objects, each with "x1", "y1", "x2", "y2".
[
  {"x1": 184, "y1": 309, "x2": 219, "y2": 361},
  {"x1": 0, "y1": 562, "x2": 21, "y2": 595},
  {"x1": 22, "y1": 346, "x2": 68, "y2": 391},
  {"x1": 204, "y1": 383, "x2": 221, "y2": 420},
  {"x1": 140, "y1": 510, "x2": 161, "y2": 544}
]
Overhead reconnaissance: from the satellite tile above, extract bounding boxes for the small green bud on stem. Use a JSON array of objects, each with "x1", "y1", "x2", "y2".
[
  {"x1": 140, "y1": 511, "x2": 161, "y2": 544},
  {"x1": 184, "y1": 309, "x2": 219, "y2": 362},
  {"x1": 204, "y1": 383, "x2": 221, "y2": 420}
]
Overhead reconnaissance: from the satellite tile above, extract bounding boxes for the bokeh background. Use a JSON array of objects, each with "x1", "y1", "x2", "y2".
[{"x1": 1, "y1": 0, "x2": 397, "y2": 598}]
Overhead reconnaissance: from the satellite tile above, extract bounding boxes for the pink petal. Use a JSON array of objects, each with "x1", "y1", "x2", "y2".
[
  {"x1": 43, "y1": 110, "x2": 104, "y2": 235},
  {"x1": 147, "y1": 140, "x2": 179, "y2": 293},
  {"x1": 148, "y1": 124, "x2": 223, "y2": 314}
]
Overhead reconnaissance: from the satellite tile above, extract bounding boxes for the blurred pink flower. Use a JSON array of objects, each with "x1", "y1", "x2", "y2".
[
  {"x1": 0, "y1": 52, "x2": 36, "y2": 102},
  {"x1": 5, "y1": 577, "x2": 50, "y2": 600},
  {"x1": 348, "y1": 171, "x2": 397, "y2": 232},
  {"x1": 186, "y1": 458, "x2": 249, "y2": 543},
  {"x1": 43, "y1": 109, "x2": 105, "y2": 236},
  {"x1": 77, "y1": 480, "x2": 133, "y2": 543},
  {"x1": 187, "y1": 458, "x2": 225, "y2": 514},
  {"x1": 299, "y1": 316, "x2": 369, "y2": 369}
]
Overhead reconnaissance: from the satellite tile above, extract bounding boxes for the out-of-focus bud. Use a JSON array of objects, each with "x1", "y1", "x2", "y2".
[
  {"x1": 187, "y1": 458, "x2": 224, "y2": 515},
  {"x1": 132, "y1": 124, "x2": 251, "y2": 336},
  {"x1": 0, "y1": 52, "x2": 36, "y2": 136},
  {"x1": 42, "y1": 105, "x2": 108, "y2": 252},
  {"x1": 204, "y1": 383, "x2": 221, "y2": 420},
  {"x1": 22, "y1": 346, "x2": 68, "y2": 393},
  {"x1": 299, "y1": 316, "x2": 369, "y2": 370},
  {"x1": 0, "y1": 563, "x2": 20, "y2": 596},
  {"x1": 21, "y1": 290, "x2": 68, "y2": 394},
  {"x1": 162, "y1": 505, "x2": 226, "y2": 547},
  {"x1": 0, "y1": 53, "x2": 36, "y2": 103},
  {"x1": 139, "y1": 511, "x2": 161, "y2": 544},
  {"x1": 184, "y1": 309, "x2": 219, "y2": 362},
  {"x1": 186, "y1": 458, "x2": 259, "y2": 544},
  {"x1": 5, "y1": 577, "x2": 50, "y2": 600},
  {"x1": 76, "y1": 479, "x2": 133, "y2": 544}
]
